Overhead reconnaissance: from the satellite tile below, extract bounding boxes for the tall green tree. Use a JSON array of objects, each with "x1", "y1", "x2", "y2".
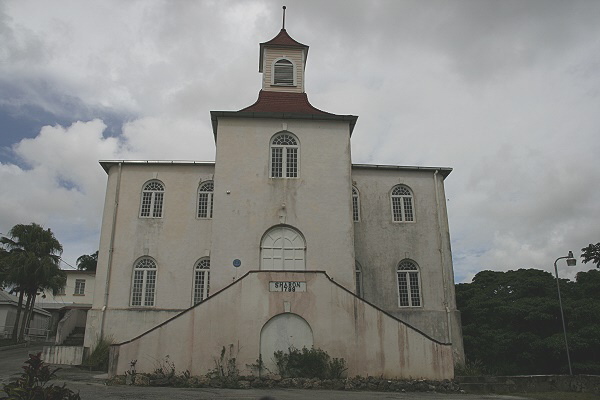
[
  {"x1": 0, "y1": 223, "x2": 66, "y2": 342},
  {"x1": 456, "y1": 268, "x2": 600, "y2": 375},
  {"x1": 581, "y1": 242, "x2": 600, "y2": 268},
  {"x1": 76, "y1": 251, "x2": 98, "y2": 272}
]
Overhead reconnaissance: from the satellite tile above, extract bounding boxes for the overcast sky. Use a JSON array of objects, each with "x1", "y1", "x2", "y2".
[{"x1": 1, "y1": 0, "x2": 599, "y2": 282}]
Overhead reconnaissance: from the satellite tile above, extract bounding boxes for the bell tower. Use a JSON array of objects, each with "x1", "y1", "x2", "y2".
[{"x1": 259, "y1": 6, "x2": 309, "y2": 93}]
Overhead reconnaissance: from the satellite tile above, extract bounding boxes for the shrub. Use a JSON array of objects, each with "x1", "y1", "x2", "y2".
[
  {"x1": 83, "y1": 336, "x2": 113, "y2": 371},
  {"x1": 273, "y1": 346, "x2": 347, "y2": 379},
  {"x1": 1, "y1": 352, "x2": 80, "y2": 400}
]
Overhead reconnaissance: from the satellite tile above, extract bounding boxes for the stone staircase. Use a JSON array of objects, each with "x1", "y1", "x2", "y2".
[{"x1": 61, "y1": 326, "x2": 85, "y2": 346}]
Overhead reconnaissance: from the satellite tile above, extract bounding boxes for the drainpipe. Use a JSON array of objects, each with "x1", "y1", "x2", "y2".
[
  {"x1": 434, "y1": 170, "x2": 452, "y2": 343},
  {"x1": 99, "y1": 162, "x2": 122, "y2": 340}
]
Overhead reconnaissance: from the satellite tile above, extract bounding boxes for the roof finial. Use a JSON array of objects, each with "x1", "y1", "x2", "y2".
[{"x1": 282, "y1": 6, "x2": 286, "y2": 30}]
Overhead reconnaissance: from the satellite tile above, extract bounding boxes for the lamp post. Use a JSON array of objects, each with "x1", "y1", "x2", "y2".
[{"x1": 554, "y1": 251, "x2": 576, "y2": 375}]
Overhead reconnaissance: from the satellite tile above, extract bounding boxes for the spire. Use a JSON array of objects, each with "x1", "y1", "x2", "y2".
[{"x1": 282, "y1": 6, "x2": 286, "y2": 30}]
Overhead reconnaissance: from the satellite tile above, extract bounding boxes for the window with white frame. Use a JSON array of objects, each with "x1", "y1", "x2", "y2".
[
  {"x1": 355, "y1": 262, "x2": 363, "y2": 298},
  {"x1": 131, "y1": 258, "x2": 157, "y2": 307},
  {"x1": 270, "y1": 132, "x2": 298, "y2": 178},
  {"x1": 391, "y1": 185, "x2": 414, "y2": 222},
  {"x1": 74, "y1": 279, "x2": 85, "y2": 295},
  {"x1": 140, "y1": 180, "x2": 165, "y2": 218},
  {"x1": 193, "y1": 258, "x2": 210, "y2": 305},
  {"x1": 260, "y1": 226, "x2": 305, "y2": 270},
  {"x1": 197, "y1": 181, "x2": 214, "y2": 219},
  {"x1": 352, "y1": 186, "x2": 360, "y2": 222},
  {"x1": 273, "y1": 58, "x2": 294, "y2": 85},
  {"x1": 397, "y1": 260, "x2": 421, "y2": 307}
]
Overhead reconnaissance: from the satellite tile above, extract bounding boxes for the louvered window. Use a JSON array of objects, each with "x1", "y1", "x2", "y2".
[
  {"x1": 391, "y1": 185, "x2": 414, "y2": 222},
  {"x1": 270, "y1": 132, "x2": 299, "y2": 178},
  {"x1": 131, "y1": 258, "x2": 157, "y2": 307},
  {"x1": 397, "y1": 260, "x2": 421, "y2": 307},
  {"x1": 140, "y1": 180, "x2": 165, "y2": 218},
  {"x1": 273, "y1": 59, "x2": 294, "y2": 85},
  {"x1": 197, "y1": 181, "x2": 214, "y2": 219}
]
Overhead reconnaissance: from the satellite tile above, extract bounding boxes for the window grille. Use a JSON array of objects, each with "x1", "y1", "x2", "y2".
[
  {"x1": 197, "y1": 181, "x2": 214, "y2": 219},
  {"x1": 391, "y1": 185, "x2": 414, "y2": 222},
  {"x1": 74, "y1": 279, "x2": 85, "y2": 295},
  {"x1": 131, "y1": 258, "x2": 157, "y2": 306},
  {"x1": 352, "y1": 186, "x2": 360, "y2": 222},
  {"x1": 397, "y1": 260, "x2": 421, "y2": 307},
  {"x1": 273, "y1": 59, "x2": 294, "y2": 85},
  {"x1": 193, "y1": 258, "x2": 210, "y2": 304},
  {"x1": 270, "y1": 133, "x2": 299, "y2": 178},
  {"x1": 140, "y1": 180, "x2": 165, "y2": 218}
]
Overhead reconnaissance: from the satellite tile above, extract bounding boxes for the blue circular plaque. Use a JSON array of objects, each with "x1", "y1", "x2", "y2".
[{"x1": 233, "y1": 259, "x2": 241, "y2": 268}]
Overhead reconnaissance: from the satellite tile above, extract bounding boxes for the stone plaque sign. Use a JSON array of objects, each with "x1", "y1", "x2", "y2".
[{"x1": 269, "y1": 281, "x2": 306, "y2": 292}]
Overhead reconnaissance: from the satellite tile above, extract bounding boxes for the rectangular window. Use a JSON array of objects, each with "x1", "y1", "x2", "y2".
[
  {"x1": 392, "y1": 197, "x2": 403, "y2": 222},
  {"x1": 286, "y1": 148, "x2": 298, "y2": 177},
  {"x1": 152, "y1": 192, "x2": 164, "y2": 218},
  {"x1": 74, "y1": 279, "x2": 86, "y2": 295},
  {"x1": 352, "y1": 196, "x2": 360, "y2": 222},
  {"x1": 144, "y1": 270, "x2": 156, "y2": 306},
  {"x1": 398, "y1": 274, "x2": 409, "y2": 306},
  {"x1": 271, "y1": 147, "x2": 283, "y2": 177},
  {"x1": 131, "y1": 270, "x2": 144, "y2": 306},
  {"x1": 409, "y1": 272, "x2": 421, "y2": 306},
  {"x1": 403, "y1": 197, "x2": 414, "y2": 221},
  {"x1": 193, "y1": 270, "x2": 209, "y2": 304},
  {"x1": 140, "y1": 192, "x2": 152, "y2": 217},
  {"x1": 198, "y1": 193, "x2": 211, "y2": 218}
]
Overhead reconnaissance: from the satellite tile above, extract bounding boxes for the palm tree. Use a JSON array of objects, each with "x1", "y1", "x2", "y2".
[
  {"x1": 0, "y1": 223, "x2": 65, "y2": 342},
  {"x1": 76, "y1": 251, "x2": 98, "y2": 272}
]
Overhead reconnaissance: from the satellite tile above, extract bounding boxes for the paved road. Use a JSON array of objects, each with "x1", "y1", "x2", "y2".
[{"x1": 1, "y1": 346, "x2": 529, "y2": 400}]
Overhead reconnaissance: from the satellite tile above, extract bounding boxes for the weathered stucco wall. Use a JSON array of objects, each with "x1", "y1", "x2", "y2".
[
  {"x1": 84, "y1": 162, "x2": 216, "y2": 349},
  {"x1": 211, "y1": 117, "x2": 355, "y2": 292},
  {"x1": 109, "y1": 271, "x2": 454, "y2": 380}
]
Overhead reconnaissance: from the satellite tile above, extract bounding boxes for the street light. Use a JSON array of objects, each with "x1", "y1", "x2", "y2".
[{"x1": 554, "y1": 251, "x2": 576, "y2": 375}]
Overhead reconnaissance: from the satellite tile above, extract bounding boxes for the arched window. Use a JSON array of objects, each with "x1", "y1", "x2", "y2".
[
  {"x1": 131, "y1": 258, "x2": 157, "y2": 306},
  {"x1": 391, "y1": 185, "x2": 414, "y2": 222},
  {"x1": 355, "y1": 262, "x2": 363, "y2": 297},
  {"x1": 273, "y1": 58, "x2": 294, "y2": 85},
  {"x1": 140, "y1": 180, "x2": 165, "y2": 218},
  {"x1": 270, "y1": 132, "x2": 299, "y2": 178},
  {"x1": 397, "y1": 260, "x2": 421, "y2": 307},
  {"x1": 352, "y1": 186, "x2": 360, "y2": 222},
  {"x1": 197, "y1": 181, "x2": 214, "y2": 219},
  {"x1": 193, "y1": 258, "x2": 210, "y2": 304},
  {"x1": 261, "y1": 226, "x2": 305, "y2": 270}
]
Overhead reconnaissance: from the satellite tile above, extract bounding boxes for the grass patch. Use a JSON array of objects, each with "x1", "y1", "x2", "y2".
[
  {"x1": 83, "y1": 337, "x2": 113, "y2": 371},
  {"x1": 514, "y1": 393, "x2": 599, "y2": 400}
]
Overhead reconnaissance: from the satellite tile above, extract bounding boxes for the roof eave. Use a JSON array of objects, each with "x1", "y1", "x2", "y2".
[{"x1": 210, "y1": 110, "x2": 358, "y2": 140}]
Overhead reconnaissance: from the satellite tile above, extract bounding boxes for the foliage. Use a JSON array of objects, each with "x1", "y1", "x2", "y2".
[
  {"x1": 454, "y1": 359, "x2": 494, "y2": 376},
  {"x1": 0, "y1": 223, "x2": 65, "y2": 342},
  {"x1": 581, "y1": 243, "x2": 600, "y2": 268},
  {"x1": 273, "y1": 346, "x2": 347, "y2": 379},
  {"x1": 76, "y1": 251, "x2": 98, "y2": 272},
  {"x1": 83, "y1": 336, "x2": 113, "y2": 371},
  {"x1": 456, "y1": 268, "x2": 600, "y2": 375},
  {"x1": 1, "y1": 352, "x2": 80, "y2": 400},
  {"x1": 210, "y1": 344, "x2": 239, "y2": 381}
]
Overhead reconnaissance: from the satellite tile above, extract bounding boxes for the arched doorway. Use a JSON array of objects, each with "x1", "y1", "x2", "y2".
[
  {"x1": 260, "y1": 226, "x2": 306, "y2": 270},
  {"x1": 260, "y1": 313, "x2": 313, "y2": 373}
]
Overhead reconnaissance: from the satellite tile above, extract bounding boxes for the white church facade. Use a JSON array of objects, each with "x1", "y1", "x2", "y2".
[{"x1": 84, "y1": 25, "x2": 464, "y2": 380}]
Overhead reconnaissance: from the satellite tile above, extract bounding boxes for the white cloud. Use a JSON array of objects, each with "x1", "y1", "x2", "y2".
[{"x1": 1, "y1": 0, "x2": 600, "y2": 282}]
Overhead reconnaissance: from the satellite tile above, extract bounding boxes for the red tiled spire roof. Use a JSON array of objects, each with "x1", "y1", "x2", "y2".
[
  {"x1": 239, "y1": 90, "x2": 332, "y2": 115},
  {"x1": 261, "y1": 29, "x2": 308, "y2": 49}
]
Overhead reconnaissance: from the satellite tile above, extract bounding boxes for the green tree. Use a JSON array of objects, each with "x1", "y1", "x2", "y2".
[
  {"x1": 581, "y1": 242, "x2": 600, "y2": 268},
  {"x1": 76, "y1": 251, "x2": 98, "y2": 272},
  {"x1": 0, "y1": 223, "x2": 66, "y2": 342},
  {"x1": 456, "y1": 268, "x2": 600, "y2": 375}
]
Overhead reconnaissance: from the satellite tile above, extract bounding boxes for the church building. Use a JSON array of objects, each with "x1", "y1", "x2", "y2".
[{"x1": 84, "y1": 20, "x2": 464, "y2": 380}]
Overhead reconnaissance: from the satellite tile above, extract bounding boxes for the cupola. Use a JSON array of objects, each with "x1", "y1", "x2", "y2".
[{"x1": 259, "y1": 6, "x2": 309, "y2": 93}]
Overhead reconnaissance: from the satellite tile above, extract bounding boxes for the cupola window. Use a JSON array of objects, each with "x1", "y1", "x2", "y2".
[{"x1": 273, "y1": 58, "x2": 294, "y2": 85}]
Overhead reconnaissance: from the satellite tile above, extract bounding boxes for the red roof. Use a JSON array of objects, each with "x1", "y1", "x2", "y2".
[
  {"x1": 239, "y1": 90, "x2": 332, "y2": 115},
  {"x1": 261, "y1": 29, "x2": 308, "y2": 49}
]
